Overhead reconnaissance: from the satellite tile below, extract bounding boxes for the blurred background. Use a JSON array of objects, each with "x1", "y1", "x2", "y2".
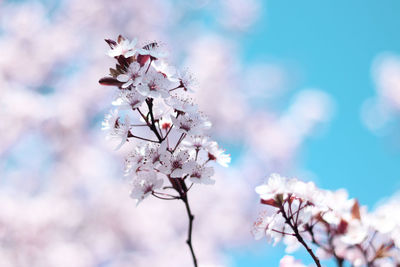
[{"x1": 0, "y1": 0, "x2": 399, "y2": 266}]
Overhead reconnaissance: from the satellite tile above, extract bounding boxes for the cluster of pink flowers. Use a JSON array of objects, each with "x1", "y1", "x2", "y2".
[
  {"x1": 99, "y1": 35, "x2": 231, "y2": 267},
  {"x1": 253, "y1": 173, "x2": 400, "y2": 267},
  {"x1": 100, "y1": 35, "x2": 230, "y2": 205}
]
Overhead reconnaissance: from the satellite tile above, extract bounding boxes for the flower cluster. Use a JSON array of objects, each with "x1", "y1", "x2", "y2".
[
  {"x1": 253, "y1": 173, "x2": 400, "y2": 267},
  {"x1": 99, "y1": 35, "x2": 231, "y2": 267},
  {"x1": 100, "y1": 35, "x2": 230, "y2": 205}
]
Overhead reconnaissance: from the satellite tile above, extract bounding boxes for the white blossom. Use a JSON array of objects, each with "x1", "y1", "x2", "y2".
[
  {"x1": 136, "y1": 68, "x2": 171, "y2": 98},
  {"x1": 182, "y1": 135, "x2": 213, "y2": 151},
  {"x1": 112, "y1": 89, "x2": 146, "y2": 110},
  {"x1": 171, "y1": 113, "x2": 211, "y2": 135},
  {"x1": 107, "y1": 36, "x2": 137, "y2": 58},
  {"x1": 130, "y1": 171, "x2": 163, "y2": 204},
  {"x1": 124, "y1": 145, "x2": 147, "y2": 175},
  {"x1": 116, "y1": 62, "x2": 143, "y2": 88},
  {"x1": 166, "y1": 94, "x2": 198, "y2": 113},
  {"x1": 177, "y1": 69, "x2": 196, "y2": 92},
  {"x1": 189, "y1": 163, "x2": 214, "y2": 185},
  {"x1": 207, "y1": 141, "x2": 231, "y2": 167},
  {"x1": 159, "y1": 150, "x2": 194, "y2": 178},
  {"x1": 138, "y1": 42, "x2": 167, "y2": 59},
  {"x1": 101, "y1": 110, "x2": 131, "y2": 150}
]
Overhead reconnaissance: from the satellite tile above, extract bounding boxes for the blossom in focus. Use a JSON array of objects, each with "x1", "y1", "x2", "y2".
[
  {"x1": 117, "y1": 62, "x2": 144, "y2": 88},
  {"x1": 99, "y1": 35, "x2": 228, "y2": 207},
  {"x1": 171, "y1": 113, "x2": 211, "y2": 135},
  {"x1": 136, "y1": 67, "x2": 172, "y2": 98},
  {"x1": 159, "y1": 149, "x2": 194, "y2": 178}
]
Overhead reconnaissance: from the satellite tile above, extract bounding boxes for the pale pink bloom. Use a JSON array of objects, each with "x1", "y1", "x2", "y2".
[
  {"x1": 124, "y1": 145, "x2": 147, "y2": 175},
  {"x1": 138, "y1": 42, "x2": 167, "y2": 59},
  {"x1": 266, "y1": 214, "x2": 288, "y2": 245},
  {"x1": 166, "y1": 94, "x2": 198, "y2": 113},
  {"x1": 101, "y1": 110, "x2": 131, "y2": 150},
  {"x1": 116, "y1": 62, "x2": 144, "y2": 88},
  {"x1": 112, "y1": 89, "x2": 146, "y2": 110},
  {"x1": 182, "y1": 135, "x2": 213, "y2": 151},
  {"x1": 101, "y1": 109, "x2": 119, "y2": 131},
  {"x1": 153, "y1": 59, "x2": 177, "y2": 79},
  {"x1": 159, "y1": 150, "x2": 193, "y2": 178},
  {"x1": 339, "y1": 220, "x2": 368, "y2": 245},
  {"x1": 255, "y1": 173, "x2": 288, "y2": 200},
  {"x1": 177, "y1": 69, "x2": 197, "y2": 92},
  {"x1": 125, "y1": 142, "x2": 167, "y2": 175},
  {"x1": 143, "y1": 141, "x2": 167, "y2": 168},
  {"x1": 188, "y1": 163, "x2": 214, "y2": 185},
  {"x1": 136, "y1": 68, "x2": 171, "y2": 98},
  {"x1": 206, "y1": 141, "x2": 231, "y2": 167},
  {"x1": 130, "y1": 171, "x2": 163, "y2": 205},
  {"x1": 108, "y1": 36, "x2": 137, "y2": 58},
  {"x1": 171, "y1": 113, "x2": 211, "y2": 135},
  {"x1": 251, "y1": 211, "x2": 273, "y2": 240}
]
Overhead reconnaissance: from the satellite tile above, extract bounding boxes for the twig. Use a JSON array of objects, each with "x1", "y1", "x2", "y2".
[
  {"x1": 279, "y1": 204, "x2": 321, "y2": 267},
  {"x1": 146, "y1": 99, "x2": 163, "y2": 142},
  {"x1": 127, "y1": 132, "x2": 159, "y2": 143}
]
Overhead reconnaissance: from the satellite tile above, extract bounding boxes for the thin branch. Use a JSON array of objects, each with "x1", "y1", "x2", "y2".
[
  {"x1": 127, "y1": 132, "x2": 159, "y2": 143},
  {"x1": 151, "y1": 192, "x2": 179, "y2": 200},
  {"x1": 279, "y1": 205, "x2": 321, "y2": 267},
  {"x1": 180, "y1": 189, "x2": 198, "y2": 267},
  {"x1": 146, "y1": 99, "x2": 163, "y2": 142},
  {"x1": 129, "y1": 123, "x2": 149, "y2": 127},
  {"x1": 172, "y1": 133, "x2": 186, "y2": 153}
]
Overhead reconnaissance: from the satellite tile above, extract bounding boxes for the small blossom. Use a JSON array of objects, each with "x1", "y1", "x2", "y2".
[
  {"x1": 136, "y1": 68, "x2": 171, "y2": 98},
  {"x1": 255, "y1": 173, "x2": 288, "y2": 201},
  {"x1": 159, "y1": 150, "x2": 193, "y2": 178},
  {"x1": 125, "y1": 145, "x2": 147, "y2": 175},
  {"x1": 207, "y1": 141, "x2": 231, "y2": 167},
  {"x1": 188, "y1": 163, "x2": 214, "y2": 185},
  {"x1": 171, "y1": 113, "x2": 211, "y2": 135},
  {"x1": 153, "y1": 59, "x2": 177, "y2": 79},
  {"x1": 182, "y1": 135, "x2": 213, "y2": 151},
  {"x1": 101, "y1": 109, "x2": 119, "y2": 131},
  {"x1": 166, "y1": 94, "x2": 198, "y2": 113},
  {"x1": 112, "y1": 89, "x2": 146, "y2": 110},
  {"x1": 102, "y1": 110, "x2": 131, "y2": 150},
  {"x1": 138, "y1": 42, "x2": 167, "y2": 59},
  {"x1": 130, "y1": 171, "x2": 163, "y2": 205},
  {"x1": 144, "y1": 141, "x2": 167, "y2": 168},
  {"x1": 117, "y1": 62, "x2": 143, "y2": 88},
  {"x1": 107, "y1": 36, "x2": 138, "y2": 58},
  {"x1": 177, "y1": 69, "x2": 196, "y2": 92}
]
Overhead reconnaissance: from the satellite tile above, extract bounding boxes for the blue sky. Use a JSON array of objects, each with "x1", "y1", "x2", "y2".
[
  {"x1": 230, "y1": 1, "x2": 400, "y2": 266},
  {"x1": 243, "y1": 0, "x2": 400, "y2": 206}
]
